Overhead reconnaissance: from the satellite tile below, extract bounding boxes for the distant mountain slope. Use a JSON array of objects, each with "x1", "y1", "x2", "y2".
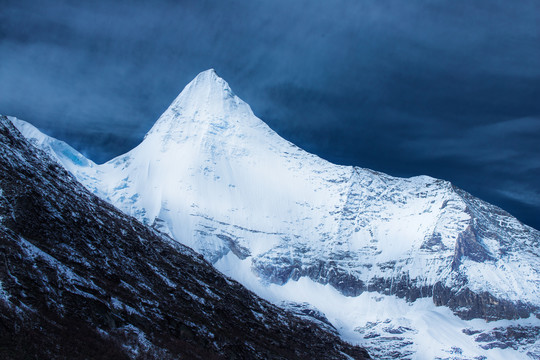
[
  {"x1": 9, "y1": 69, "x2": 540, "y2": 359},
  {"x1": 0, "y1": 115, "x2": 369, "y2": 359}
]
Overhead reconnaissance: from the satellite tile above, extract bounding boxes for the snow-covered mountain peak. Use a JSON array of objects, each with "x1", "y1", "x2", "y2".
[
  {"x1": 173, "y1": 68, "x2": 231, "y2": 107},
  {"x1": 10, "y1": 69, "x2": 540, "y2": 359},
  {"x1": 145, "y1": 69, "x2": 258, "y2": 143}
]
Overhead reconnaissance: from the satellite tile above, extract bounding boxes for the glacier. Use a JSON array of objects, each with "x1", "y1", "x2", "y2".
[{"x1": 9, "y1": 69, "x2": 540, "y2": 359}]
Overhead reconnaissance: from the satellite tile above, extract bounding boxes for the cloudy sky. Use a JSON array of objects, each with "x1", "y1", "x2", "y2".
[{"x1": 1, "y1": 0, "x2": 539, "y2": 229}]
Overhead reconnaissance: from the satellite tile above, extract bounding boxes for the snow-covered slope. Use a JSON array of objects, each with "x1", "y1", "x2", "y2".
[
  {"x1": 10, "y1": 69, "x2": 540, "y2": 359},
  {"x1": 9, "y1": 116, "x2": 103, "y2": 196}
]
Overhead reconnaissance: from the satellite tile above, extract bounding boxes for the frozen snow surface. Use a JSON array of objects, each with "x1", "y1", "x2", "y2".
[{"x1": 11, "y1": 69, "x2": 540, "y2": 359}]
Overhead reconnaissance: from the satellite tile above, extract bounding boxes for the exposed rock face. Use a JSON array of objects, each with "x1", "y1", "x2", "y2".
[
  {"x1": 433, "y1": 282, "x2": 536, "y2": 321},
  {"x1": 0, "y1": 116, "x2": 370, "y2": 359},
  {"x1": 463, "y1": 325, "x2": 540, "y2": 356},
  {"x1": 253, "y1": 257, "x2": 366, "y2": 297},
  {"x1": 452, "y1": 225, "x2": 496, "y2": 270}
]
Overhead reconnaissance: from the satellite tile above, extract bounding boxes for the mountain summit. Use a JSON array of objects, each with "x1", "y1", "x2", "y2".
[
  {"x1": 11, "y1": 71, "x2": 540, "y2": 359},
  {"x1": 145, "y1": 69, "x2": 259, "y2": 143}
]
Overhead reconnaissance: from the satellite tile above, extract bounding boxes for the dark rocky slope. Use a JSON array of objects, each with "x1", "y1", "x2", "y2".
[{"x1": 0, "y1": 116, "x2": 370, "y2": 359}]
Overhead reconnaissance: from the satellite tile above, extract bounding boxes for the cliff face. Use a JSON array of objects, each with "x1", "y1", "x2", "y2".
[{"x1": 0, "y1": 116, "x2": 370, "y2": 359}]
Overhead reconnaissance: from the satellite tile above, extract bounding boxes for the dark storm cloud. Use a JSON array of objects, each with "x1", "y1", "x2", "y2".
[{"x1": 1, "y1": 0, "x2": 539, "y2": 228}]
